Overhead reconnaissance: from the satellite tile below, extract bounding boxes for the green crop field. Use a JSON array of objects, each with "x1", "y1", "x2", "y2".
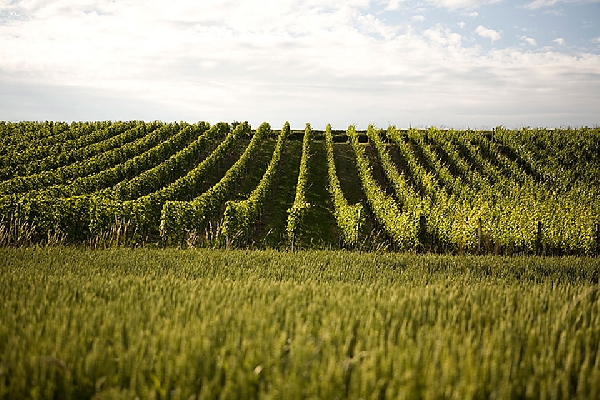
[
  {"x1": 1, "y1": 121, "x2": 599, "y2": 398},
  {"x1": 1, "y1": 248, "x2": 599, "y2": 399}
]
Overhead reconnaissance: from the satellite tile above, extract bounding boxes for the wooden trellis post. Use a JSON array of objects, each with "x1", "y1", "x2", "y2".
[
  {"x1": 536, "y1": 221, "x2": 542, "y2": 256},
  {"x1": 477, "y1": 218, "x2": 482, "y2": 254},
  {"x1": 418, "y1": 214, "x2": 428, "y2": 252},
  {"x1": 596, "y1": 223, "x2": 600, "y2": 255}
]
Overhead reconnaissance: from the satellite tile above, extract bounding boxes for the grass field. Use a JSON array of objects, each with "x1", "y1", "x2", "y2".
[{"x1": 1, "y1": 247, "x2": 599, "y2": 399}]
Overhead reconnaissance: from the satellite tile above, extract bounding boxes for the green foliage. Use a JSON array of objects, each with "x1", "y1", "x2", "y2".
[
  {"x1": 349, "y1": 125, "x2": 419, "y2": 250},
  {"x1": 108, "y1": 121, "x2": 219, "y2": 200},
  {"x1": 286, "y1": 123, "x2": 312, "y2": 249},
  {"x1": 382, "y1": 126, "x2": 600, "y2": 255},
  {"x1": 0, "y1": 122, "x2": 200, "y2": 196},
  {"x1": 222, "y1": 122, "x2": 287, "y2": 246},
  {"x1": 0, "y1": 120, "x2": 598, "y2": 254},
  {"x1": 325, "y1": 123, "x2": 364, "y2": 247},
  {"x1": 160, "y1": 122, "x2": 262, "y2": 244},
  {"x1": 88, "y1": 122, "x2": 233, "y2": 240},
  {"x1": 0, "y1": 121, "x2": 118, "y2": 178}
]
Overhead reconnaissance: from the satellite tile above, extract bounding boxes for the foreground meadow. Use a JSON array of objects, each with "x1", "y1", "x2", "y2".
[{"x1": 1, "y1": 248, "x2": 599, "y2": 399}]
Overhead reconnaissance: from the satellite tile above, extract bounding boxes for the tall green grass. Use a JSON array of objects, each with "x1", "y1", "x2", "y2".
[{"x1": 1, "y1": 248, "x2": 599, "y2": 399}]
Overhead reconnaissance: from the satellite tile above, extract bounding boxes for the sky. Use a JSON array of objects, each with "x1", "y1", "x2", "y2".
[{"x1": 0, "y1": 0, "x2": 599, "y2": 129}]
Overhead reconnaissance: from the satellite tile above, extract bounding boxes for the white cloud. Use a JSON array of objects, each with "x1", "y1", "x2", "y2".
[
  {"x1": 593, "y1": 37, "x2": 600, "y2": 43},
  {"x1": 542, "y1": 8, "x2": 566, "y2": 15},
  {"x1": 524, "y1": 0, "x2": 600, "y2": 9},
  {"x1": 525, "y1": 0, "x2": 559, "y2": 7},
  {"x1": 553, "y1": 37, "x2": 566, "y2": 45},
  {"x1": 458, "y1": 21, "x2": 466, "y2": 28},
  {"x1": 424, "y1": 25, "x2": 463, "y2": 47},
  {"x1": 519, "y1": 36, "x2": 538, "y2": 46},
  {"x1": 356, "y1": 12, "x2": 402, "y2": 39},
  {"x1": 469, "y1": 11, "x2": 479, "y2": 17},
  {"x1": 412, "y1": 15, "x2": 426, "y2": 21},
  {"x1": 0, "y1": 0, "x2": 598, "y2": 128},
  {"x1": 476, "y1": 26, "x2": 502, "y2": 42},
  {"x1": 425, "y1": 0, "x2": 501, "y2": 9},
  {"x1": 384, "y1": 0, "x2": 404, "y2": 10}
]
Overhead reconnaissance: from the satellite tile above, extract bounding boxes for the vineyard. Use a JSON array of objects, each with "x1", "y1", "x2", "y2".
[{"x1": 0, "y1": 120, "x2": 599, "y2": 255}]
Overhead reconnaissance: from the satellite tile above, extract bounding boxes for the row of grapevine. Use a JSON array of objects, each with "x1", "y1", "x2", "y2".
[
  {"x1": 465, "y1": 131, "x2": 532, "y2": 185},
  {"x1": 366, "y1": 126, "x2": 420, "y2": 213},
  {"x1": 222, "y1": 122, "x2": 289, "y2": 246},
  {"x1": 0, "y1": 121, "x2": 68, "y2": 150},
  {"x1": 349, "y1": 125, "x2": 458, "y2": 254},
  {"x1": 88, "y1": 122, "x2": 236, "y2": 240},
  {"x1": 487, "y1": 127, "x2": 546, "y2": 183},
  {"x1": 401, "y1": 129, "x2": 497, "y2": 250},
  {"x1": 106, "y1": 122, "x2": 228, "y2": 201},
  {"x1": 494, "y1": 126, "x2": 600, "y2": 190},
  {"x1": 426, "y1": 129, "x2": 477, "y2": 187},
  {"x1": 0, "y1": 121, "x2": 74, "y2": 157},
  {"x1": 405, "y1": 127, "x2": 457, "y2": 192},
  {"x1": 386, "y1": 127, "x2": 442, "y2": 199},
  {"x1": 383, "y1": 127, "x2": 484, "y2": 252},
  {"x1": 2, "y1": 122, "x2": 204, "y2": 198},
  {"x1": 0, "y1": 121, "x2": 129, "y2": 175},
  {"x1": 463, "y1": 129, "x2": 597, "y2": 254},
  {"x1": 160, "y1": 122, "x2": 267, "y2": 244},
  {"x1": 0, "y1": 121, "x2": 158, "y2": 180},
  {"x1": 324, "y1": 124, "x2": 364, "y2": 248},
  {"x1": 0, "y1": 122, "x2": 179, "y2": 195},
  {"x1": 370, "y1": 126, "x2": 462, "y2": 252},
  {"x1": 286, "y1": 123, "x2": 312, "y2": 250},
  {"x1": 395, "y1": 127, "x2": 600, "y2": 254},
  {"x1": 348, "y1": 125, "x2": 418, "y2": 250},
  {"x1": 0, "y1": 122, "x2": 236, "y2": 242}
]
